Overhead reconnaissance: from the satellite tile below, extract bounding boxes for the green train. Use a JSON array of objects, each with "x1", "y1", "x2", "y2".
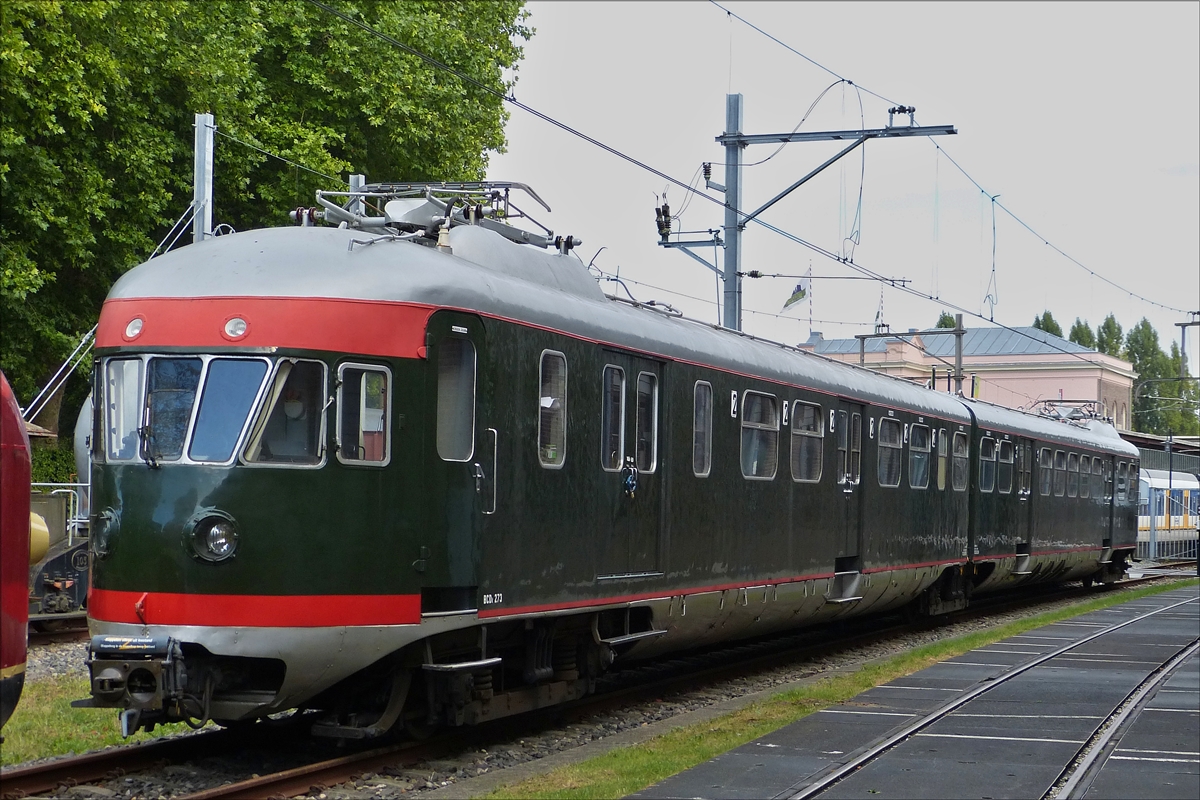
[{"x1": 76, "y1": 183, "x2": 1140, "y2": 738}]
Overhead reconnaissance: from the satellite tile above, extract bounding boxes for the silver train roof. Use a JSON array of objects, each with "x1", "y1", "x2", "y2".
[{"x1": 109, "y1": 224, "x2": 1134, "y2": 455}]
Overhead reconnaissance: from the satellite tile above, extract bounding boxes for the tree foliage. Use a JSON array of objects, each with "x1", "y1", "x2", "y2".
[
  {"x1": 1031, "y1": 310, "x2": 1063, "y2": 338},
  {"x1": 1096, "y1": 313, "x2": 1123, "y2": 357},
  {"x1": 935, "y1": 311, "x2": 956, "y2": 329},
  {"x1": 1126, "y1": 317, "x2": 1198, "y2": 435},
  {"x1": 1068, "y1": 317, "x2": 1096, "y2": 349},
  {"x1": 1, "y1": 0, "x2": 530, "y2": 423}
]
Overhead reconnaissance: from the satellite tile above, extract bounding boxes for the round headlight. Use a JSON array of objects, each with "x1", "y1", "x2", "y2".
[
  {"x1": 124, "y1": 318, "x2": 144, "y2": 339},
  {"x1": 205, "y1": 521, "x2": 237, "y2": 559},
  {"x1": 223, "y1": 317, "x2": 248, "y2": 339},
  {"x1": 187, "y1": 512, "x2": 239, "y2": 562}
]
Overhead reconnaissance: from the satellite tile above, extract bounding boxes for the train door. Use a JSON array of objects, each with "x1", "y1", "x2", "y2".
[
  {"x1": 425, "y1": 311, "x2": 493, "y2": 605},
  {"x1": 833, "y1": 401, "x2": 863, "y2": 562},
  {"x1": 1016, "y1": 438, "x2": 1034, "y2": 545},
  {"x1": 596, "y1": 351, "x2": 664, "y2": 580}
]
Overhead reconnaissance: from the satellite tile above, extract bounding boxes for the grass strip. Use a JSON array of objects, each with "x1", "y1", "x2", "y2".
[
  {"x1": 0, "y1": 675, "x2": 187, "y2": 767},
  {"x1": 487, "y1": 578, "x2": 1199, "y2": 799}
]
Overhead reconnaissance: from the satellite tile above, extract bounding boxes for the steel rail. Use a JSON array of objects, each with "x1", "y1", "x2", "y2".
[
  {"x1": 1052, "y1": 638, "x2": 1200, "y2": 799},
  {"x1": 785, "y1": 593, "x2": 1200, "y2": 799}
]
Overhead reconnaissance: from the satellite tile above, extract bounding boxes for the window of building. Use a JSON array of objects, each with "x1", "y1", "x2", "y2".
[
  {"x1": 1116, "y1": 460, "x2": 1127, "y2": 501},
  {"x1": 909, "y1": 424, "x2": 930, "y2": 489},
  {"x1": 998, "y1": 440, "x2": 1014, "y2": 494},
  {"x1": 1053, "y1": 450, "x2": 1067, "y2": 497},
  {"x1": 790, "y1": 401, "x2": 823, "y2": 483},
  {"x1": 1079, "y1": 455, "x2": 1090, "y2": 498},
  {"x1": 336, "y1": 364, "x2": 391, "y2": 466},
  {"x1": 244, "y1": 359, "x2": 327, "y2": 465},
  {"x1": 979, "y1": 437, "x2": 997, "y2": 493},
  {"x1": 1066, "y1": 453, "x2": 1080, "y2": 497},
  {"x1": 537, "y1": 351, "x2": 567, "y2": 468},
  {"x1": 693, "y1": 381, "x2": 712, "y2": 477},
  {"x1": 635, "y1": 372, "x2": 658, "y2": 473},
  {"x1": 435, "y1": 338, "x2": 476, "y2": 462},
  {"x1": 937, "y1": 428, "x2": 948, "y2": 490},
  {"x1": 741, "y1": 391, "x2": 778, "y2": 480},
  {"x1": 601, "y1": 365, "x2": 624, "y2": 471},
  {"x1": 877, "y1": 418, "x2": 902, "y2": 488},
  {"x1": 952, "y1": 431, "x2": 969, "y2": 492}
]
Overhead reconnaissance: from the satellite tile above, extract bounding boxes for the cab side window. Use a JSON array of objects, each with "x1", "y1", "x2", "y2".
[
  {"x1": 601, "y1": 366, "x2": 625, "y2": 471},
  {"x1": 337, "y1": 364, "x2": 390, "y2": 465},
  {"x1": 436, "y1": 338, "x2": 476, "y2": 462}
]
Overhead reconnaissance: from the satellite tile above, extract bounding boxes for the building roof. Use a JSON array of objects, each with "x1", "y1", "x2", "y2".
[{"x1": 809, "y1": 326, "x2": 1096, "y2": 358}]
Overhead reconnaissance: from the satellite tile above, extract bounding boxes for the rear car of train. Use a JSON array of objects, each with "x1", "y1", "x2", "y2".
[{"x1": 1, "y1": 370, "x2": 32, "y2": 731}]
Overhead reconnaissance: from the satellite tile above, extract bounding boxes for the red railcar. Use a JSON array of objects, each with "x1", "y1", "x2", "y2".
[{"x1": 1, "y1": 370, "x2": 31, "y2": 730}]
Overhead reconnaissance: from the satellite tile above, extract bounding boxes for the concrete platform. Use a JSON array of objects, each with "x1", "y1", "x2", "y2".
[{"x1": 633, "y1": 585, "x2": 1199, "y2": 800}]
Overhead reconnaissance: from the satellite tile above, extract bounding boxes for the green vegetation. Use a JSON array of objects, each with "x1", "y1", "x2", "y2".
[
  {"x1": 1, "y1": 675, "x2": 187, "y2": 766},
  {"x1": 1, "y1": 0, "x2": 531, "y2": 430},
  {"x1": 1031, "y1": 310, "x2": 1063, "y2": 338},
  {"x1": 30, "y1": 440, "x2": 77, "y2": 483},
  {"x1": 486, "y1": 579, "x2": 1198, "y2": 800}
]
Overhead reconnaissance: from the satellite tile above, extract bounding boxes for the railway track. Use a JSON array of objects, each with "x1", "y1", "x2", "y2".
[
  {"x1": 786, "y1": 590, "x2": 1200, "y2": 799},
  {"x1": 1, "y1": 575, "x2": 1191, "y2": 800}
]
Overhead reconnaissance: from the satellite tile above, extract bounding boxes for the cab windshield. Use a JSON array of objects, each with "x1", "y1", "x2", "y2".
[{"x1": 102, "y1": 355, "x2": 270, "y2": 465}]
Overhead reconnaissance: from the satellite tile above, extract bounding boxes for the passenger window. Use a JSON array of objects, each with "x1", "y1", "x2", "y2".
[
  {"x1": 1116, "y1": 460, "x2": 1127, "y2": 501},
  {"x1": 601, "y1": 366, "x2": 625, "y2": 471},
  {"x1": 790, "y1": 401, "x2": 823, "y2": 483},
  {"x1": 877, "y1": 418, "x2": 902, "y2": 488},
  {"x1": 740, "y1": 391, "x2": 778, "y2": 480},
  {"x1": 1128, "y1": 463, "x2": 1139, "y2": 498},
  {"x1": 189, "y1": 359, "x2": 269, "y2": 463},
  {"x1": 997, "y1": 440, "x2": 1014, "y2": 494},
  {"x1": 952, "y1": 432, "x2": 969, "y2": 492},
  {"x1": 104, "y1": 358, "x2": 144, "y2": 461},
  {"x1": 1053, "y1": 450, "x2": 1066, "y2": 497},
  {"x1": 1020, "y1": 443, "x2": 1032, "y2": 495},
  {"x1": 979, "y1": 437, "x2": 996, "y2": 493},
  {"x1": 693, "y1": 381, "x2": 713, "y2": 477},
  {"x1": 336, "y1": 364, "x2": 390, "y2": 465},
  {"x1": 538, "y1": 352, "x2": 567, "y2": 468},
  {"x1": 146, "y1": 357, "x2": 203, "y2": 462},
  {"x1": 635, "y1": 372, "x2": 658, "y2": 473},
  {"x1": 1067, "y1": 453, "x2": 1079, "y2": 498},
  {"x1": 436, "y1": 338, "x2": 476, "y2": 462},
  {"x1": 1092, "y1": 458, "x2": 1104, "y2": 499},
  {"x1": 1039, "y1": 446, "x2": 1053, "y2": 496},
  {"x1": 1079, "y1": 455, "x2": 1091, "y2": 498},
  {"x1": 244, "y1": 359, "x2": 327, "y2": 465},
  {"x1": 909, "y1": 424, "x2": 930, "y2": 489},
  {"x1": 937, "y1": 428, "x2": 948, "y2": 490}
]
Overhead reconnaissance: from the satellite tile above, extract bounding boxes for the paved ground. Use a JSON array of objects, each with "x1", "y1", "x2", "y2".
[{"x1": 633, "y1": 585, "x2": 1200, "y2": 800}]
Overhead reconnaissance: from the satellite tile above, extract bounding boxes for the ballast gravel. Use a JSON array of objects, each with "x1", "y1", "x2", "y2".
[{"x1": 18, "y1": 583, "x2": 1173, "y2": 799}]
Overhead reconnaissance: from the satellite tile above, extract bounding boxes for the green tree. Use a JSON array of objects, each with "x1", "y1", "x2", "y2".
[
  {"x1": 1126, "y1": 318, "x2": 1174, "y2": 434},
  {"x1": 1068, "y1": 318, "x2": 1096, "y2": 349},
  {"x1": 1, "y1": 0, "x2": 530, "y2": 429},
  {"x1": 1160, "y1": 342, "x2": 1200, "y2": 436},
  {"x1": 1096, "y1": 314, "x2": 1123, "y2": 356},
  {"x1": 935, "y1": 311, "x2": 956, "y2": 328},
  {"x1": 1031, "y1": 310, "x2": 1063, "y2": 338}
]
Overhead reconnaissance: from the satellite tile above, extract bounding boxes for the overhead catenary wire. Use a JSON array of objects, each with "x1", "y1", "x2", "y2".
[
  {"x1": 302, "y1": 0, "x2": 1137, "y2": 375},
  {"x1": 713, "y1": 2, "x2": 1188, "y2": 316},
  {"x1": 213, "y1": 127, "x2": 348, "y2": 186}
]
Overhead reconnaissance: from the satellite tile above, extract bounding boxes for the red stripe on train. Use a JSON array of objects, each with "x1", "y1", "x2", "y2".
[
  {"x1": 89, "y1": 588, "x2": 421, "y2": 627},
  {"x1": 97, "y1": 297, "x2": 434, "y2": 357}
]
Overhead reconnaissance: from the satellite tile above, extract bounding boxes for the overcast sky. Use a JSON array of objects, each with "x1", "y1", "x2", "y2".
[{"x1": 486, "y1": 1, "x2": 1199, "y2": 375}]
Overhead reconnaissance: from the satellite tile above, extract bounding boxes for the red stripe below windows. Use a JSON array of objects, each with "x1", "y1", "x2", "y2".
[
  {"x1": 97, "y1": 297, "x2": 434, "y2": 357},
  {"x1": 89, "y1": 588, "x2": 421, "y2": 627}
]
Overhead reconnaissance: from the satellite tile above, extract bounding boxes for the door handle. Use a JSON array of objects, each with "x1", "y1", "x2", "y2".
[{"x1": 472, "y1": 462, "x2": 484, "y2": 493}]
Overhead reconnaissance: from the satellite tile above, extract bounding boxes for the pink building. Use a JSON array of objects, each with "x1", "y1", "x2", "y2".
[{"x1": 799, "y1": 327, "x2": 1135, "y2": 430}]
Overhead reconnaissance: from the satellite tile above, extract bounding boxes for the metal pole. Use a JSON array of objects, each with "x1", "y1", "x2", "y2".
[
  {"x1": 723, "y1": 94, "x2": 743, "y2": 331},
  {"x1": 349, "y1": 173, "x2": 366, "y2": 216},
  {"x1": 1167, "y1": 434, "x2": 1173, "y2": 550},
  {"x1": 954, "y1": 313, "x2": 965, "y2": 395},
  {"x1": 1148, "y1": 485, "x2": 1157, "y2": 561},
  {"x1": 193, "y1": 113, "x2": 214, "y2": 243}
]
